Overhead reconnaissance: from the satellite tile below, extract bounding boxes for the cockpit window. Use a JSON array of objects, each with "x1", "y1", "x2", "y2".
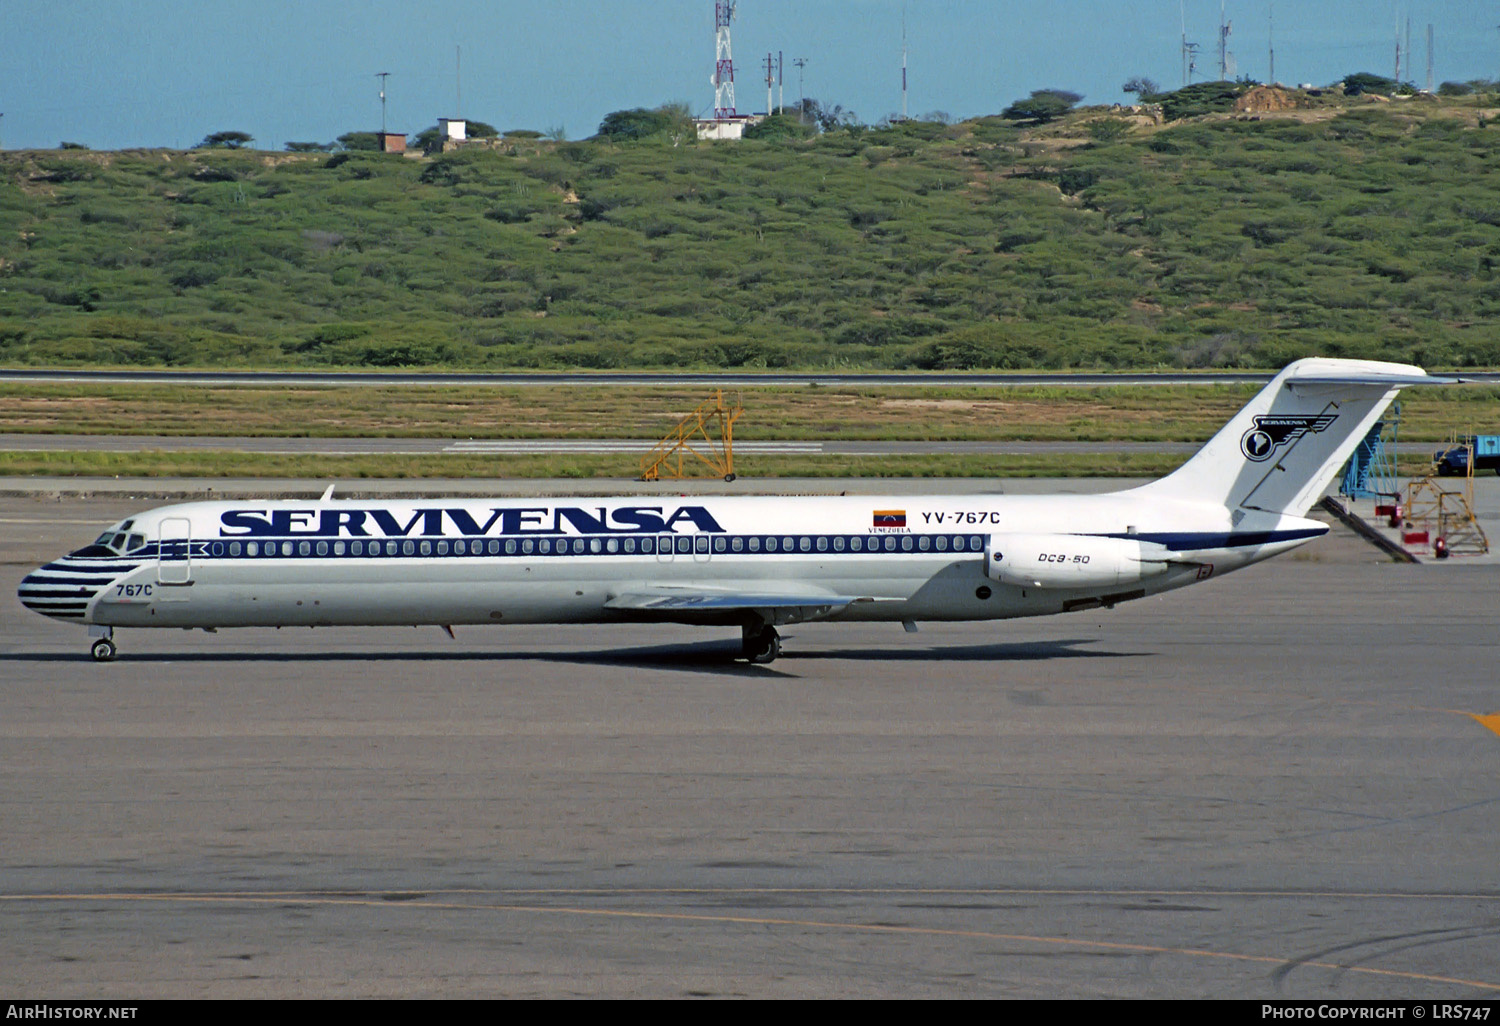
[
  {"x1": 70, "y1": 543, "x2": 120, "y2": 558},
  {"x1": 74, "y1": 526, "x2": 151, "y2": 558}
]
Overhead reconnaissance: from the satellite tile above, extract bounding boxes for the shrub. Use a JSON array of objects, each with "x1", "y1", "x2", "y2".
[
  {"x1": 1145, "y1": 81, "x2": 1247, "y2": 120},
  {"x1": 594, "y1": 105, "x2": 694, "y2": 142},
  {"x1": 1001, "y1": 90, "x2": 1083, "y2": 124},
  {"x1": 743, "y1": 114, "x2": 815, "y2": 141},
  {"x1": 1343, "y1": 72, "x2": 1400, "y2": 96}
]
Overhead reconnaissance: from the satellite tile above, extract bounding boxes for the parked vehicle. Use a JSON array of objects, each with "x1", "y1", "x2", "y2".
[{"x1": 1433, "y1": 435, "x2": 1500, "y2": 476}]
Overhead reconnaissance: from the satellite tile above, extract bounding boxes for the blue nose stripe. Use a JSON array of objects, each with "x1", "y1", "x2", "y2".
[{"x1": 18, "y1": 560, "x2": 141, "y2": 622}]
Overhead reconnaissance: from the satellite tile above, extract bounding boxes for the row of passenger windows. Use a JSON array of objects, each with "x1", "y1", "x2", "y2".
[{"x1": 199, "y1": 534, "x2": 988, "y2": 559}]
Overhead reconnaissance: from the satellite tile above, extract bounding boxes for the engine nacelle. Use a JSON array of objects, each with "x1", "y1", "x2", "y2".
[{"x1": 985, "y1": 532, "x2": 1175, "y2": 590}]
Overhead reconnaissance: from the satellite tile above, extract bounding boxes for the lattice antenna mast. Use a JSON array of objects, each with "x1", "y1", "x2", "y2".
[
  {"x1": 1394, "y1": 8, "x2": 1403, "y2": 82},
  {"x1": 1218, "y1": 1, "x2": 1232, "y2": 80},
  {"x1": 901, "y1": 4, "x2": 909, "y2": 120},
  {"x1": 1426, "y1": 23, "x2": 1434, "y2": 94},
  {"x1": 1406, "y1": 15, "x2": 1412, "y2": 85},
  {"x1": 1268, "y1": 3, "x2": 1275, "y2": 85},
  {"x1": 764, "y1": 52, "x2": 775, "y2": 114},
  {"x1": 714, "y1": 2, "x2": 737, "y2": 118},
  {"x1": 376, "y1": 72, "x2": 390, "y2": 134},
  {"x1": 1180, "y1": 1, "x2": 1200, "y2": 86}
]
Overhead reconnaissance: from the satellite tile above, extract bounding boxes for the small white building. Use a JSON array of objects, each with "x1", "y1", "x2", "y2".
[
  {"x1": 693, "y1": 115, "x2": 763, "y2": 141},
  {"x1": 438, "y1": 118, "x2": 468, "y2": 142}
]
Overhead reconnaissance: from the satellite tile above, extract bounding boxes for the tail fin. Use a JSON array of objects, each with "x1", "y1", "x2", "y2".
[{"x1": 1133, "y1": 358, "x2": 1446, "y2": 517}]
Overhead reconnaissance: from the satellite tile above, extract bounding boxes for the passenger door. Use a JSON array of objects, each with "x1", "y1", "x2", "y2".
[{"x1": 157, "y1": 517, "x2": 193, "y2": 591}]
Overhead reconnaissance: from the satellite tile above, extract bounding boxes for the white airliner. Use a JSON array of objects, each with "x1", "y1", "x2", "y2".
[{"x1": 19, "y1": 358, "x2": 1443, "y2": 664}]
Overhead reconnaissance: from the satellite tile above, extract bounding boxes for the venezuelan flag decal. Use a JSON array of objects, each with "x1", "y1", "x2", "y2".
[{"x1": 873, "y1": 510, "x2": 907, "y2": 528}]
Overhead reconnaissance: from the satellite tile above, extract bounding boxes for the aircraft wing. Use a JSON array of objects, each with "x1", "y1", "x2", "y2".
[{"x1": 604, "y1": 586, "x2": 877, "y2": 625}]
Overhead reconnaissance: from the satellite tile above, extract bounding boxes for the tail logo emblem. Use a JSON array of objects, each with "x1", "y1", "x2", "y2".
[{"x1": 1240, "y1": 414, "x2": 1338, "y2": 462}]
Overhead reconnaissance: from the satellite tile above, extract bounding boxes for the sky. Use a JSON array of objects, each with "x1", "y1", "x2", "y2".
[{"x1": 2, "y1": 1, "x2": 1497, "y2": 151}]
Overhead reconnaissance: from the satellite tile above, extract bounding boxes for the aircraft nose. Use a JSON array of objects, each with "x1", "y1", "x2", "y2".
[{"x1": 17, "y1": 563, "x2": 96, "y2": 622}]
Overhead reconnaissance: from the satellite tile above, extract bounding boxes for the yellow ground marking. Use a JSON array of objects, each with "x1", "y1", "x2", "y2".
[
  {"x1": 1470, "y1": 713, "x2": 1500, "y2": 738},
  {"x1": 3, "y1": 889, "x2": 1497, "y2": 992},
  {"x1": 1315, "y1": 696, "x2": 1500, "y2": 741}
]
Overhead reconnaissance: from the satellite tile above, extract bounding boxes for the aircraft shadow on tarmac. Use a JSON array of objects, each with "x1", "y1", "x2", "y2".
[{"x1": 16, "y1": 638, "x2": 1144, "y2": 677}]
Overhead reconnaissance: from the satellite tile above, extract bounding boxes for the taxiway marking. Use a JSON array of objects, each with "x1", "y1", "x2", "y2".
[{"x1": 5, "y1": 889, "x2": 1497, "y2": 992}]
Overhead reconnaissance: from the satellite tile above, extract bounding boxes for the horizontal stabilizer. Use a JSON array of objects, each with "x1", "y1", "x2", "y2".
[{"x1": 1283, "y1": 367, "x2": 1454, "y2": 388}]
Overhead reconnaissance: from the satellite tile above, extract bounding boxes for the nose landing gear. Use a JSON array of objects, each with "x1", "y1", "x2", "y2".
[
  {"x1": 89, "y1": 628, "x2": 117, "y2": 662},
  {"x1": 741, "y1": 624, "x2": 780, "y2": 665}
]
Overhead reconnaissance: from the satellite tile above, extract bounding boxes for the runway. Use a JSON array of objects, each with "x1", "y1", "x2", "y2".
[
  {"x1": 2, "y1": 494, "x2": 1498, "y2": 998},
  {"x1": 0, "y1": 433, "x2": 1197, "y2": 457},
  {"x1": 0, "y1": 368, "x2": 1284, "y2": 388},
  {"x1": 5, "y1": 368, "x2": 1497, "y2": 389}
]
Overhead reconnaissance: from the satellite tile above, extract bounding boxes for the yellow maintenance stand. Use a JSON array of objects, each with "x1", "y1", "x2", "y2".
[
  {"x1": 1404, "y1": 435, "x2": 1490, "y2": 557},
  {"x1": 640, "y1": 390, "x2": 745, "y2": 482}
]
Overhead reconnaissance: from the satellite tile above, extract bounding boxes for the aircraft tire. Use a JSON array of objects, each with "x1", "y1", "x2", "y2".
[
  {"x1": 745, "y1": 626, "x2": 780, "y2": 664},
  {"x1": 91, "y1": 638, "x2": 117, "y2": 663}
]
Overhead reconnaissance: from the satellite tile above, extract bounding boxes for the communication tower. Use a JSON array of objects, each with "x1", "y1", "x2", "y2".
[
  {"x1": 760, "y1": 52, "x2": 785, "y2": 115},
  {"x1": 901, "y1": 5, "x2": 909, "y2": 120},
  {"x1": 714, "y1": 2, "x2": 737, "y2": 118},
  {"x1": 1393, "y1": 10, "x2": 1413, "y2": 84},
  {"x1": 1218, "y1": 1, "x2": 1233, "y2": 80},
  {"x1": 376, "y1": 72, "x2": 390, "y2": 133},
  {"x1": 1427, "y1": 24, "x2": 1434, "y2": 93},
  {"x1": 1268, "y1": 3, "x2": 1274, "y2": 84},
  {"x1": 1179, "y1": 1, "x2": 1199, "y2": 86}
]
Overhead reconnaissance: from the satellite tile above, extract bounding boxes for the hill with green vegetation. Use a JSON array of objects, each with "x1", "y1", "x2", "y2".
[{"x1": 4, "y1": 87, "x2": 1500, "y2": 371}]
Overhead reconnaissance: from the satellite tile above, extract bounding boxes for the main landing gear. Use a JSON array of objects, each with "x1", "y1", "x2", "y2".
[
  {"x1": 741, "y1": 624, "x2": 780, "y2": 665},
  {"x1": 89, "y1": 627, "x2": 116, "y2": 662}
]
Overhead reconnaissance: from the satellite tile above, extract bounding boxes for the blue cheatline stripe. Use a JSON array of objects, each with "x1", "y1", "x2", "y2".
[
  {"x1": 31, "y1": 528, "x2": 1326, "y2": 573},
  {"x1": 20, "y1": 574, "x2": 120, "y2": 587},
  {"x1": 1095, "y1": 528, "x2": 1326, "y2": 551},
  {"x1": 177, "y1": 532, "x2": 990, "y2": 562},
  {"x1": 44, "y1": 561, "x2": 143, "y2": 574}
]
